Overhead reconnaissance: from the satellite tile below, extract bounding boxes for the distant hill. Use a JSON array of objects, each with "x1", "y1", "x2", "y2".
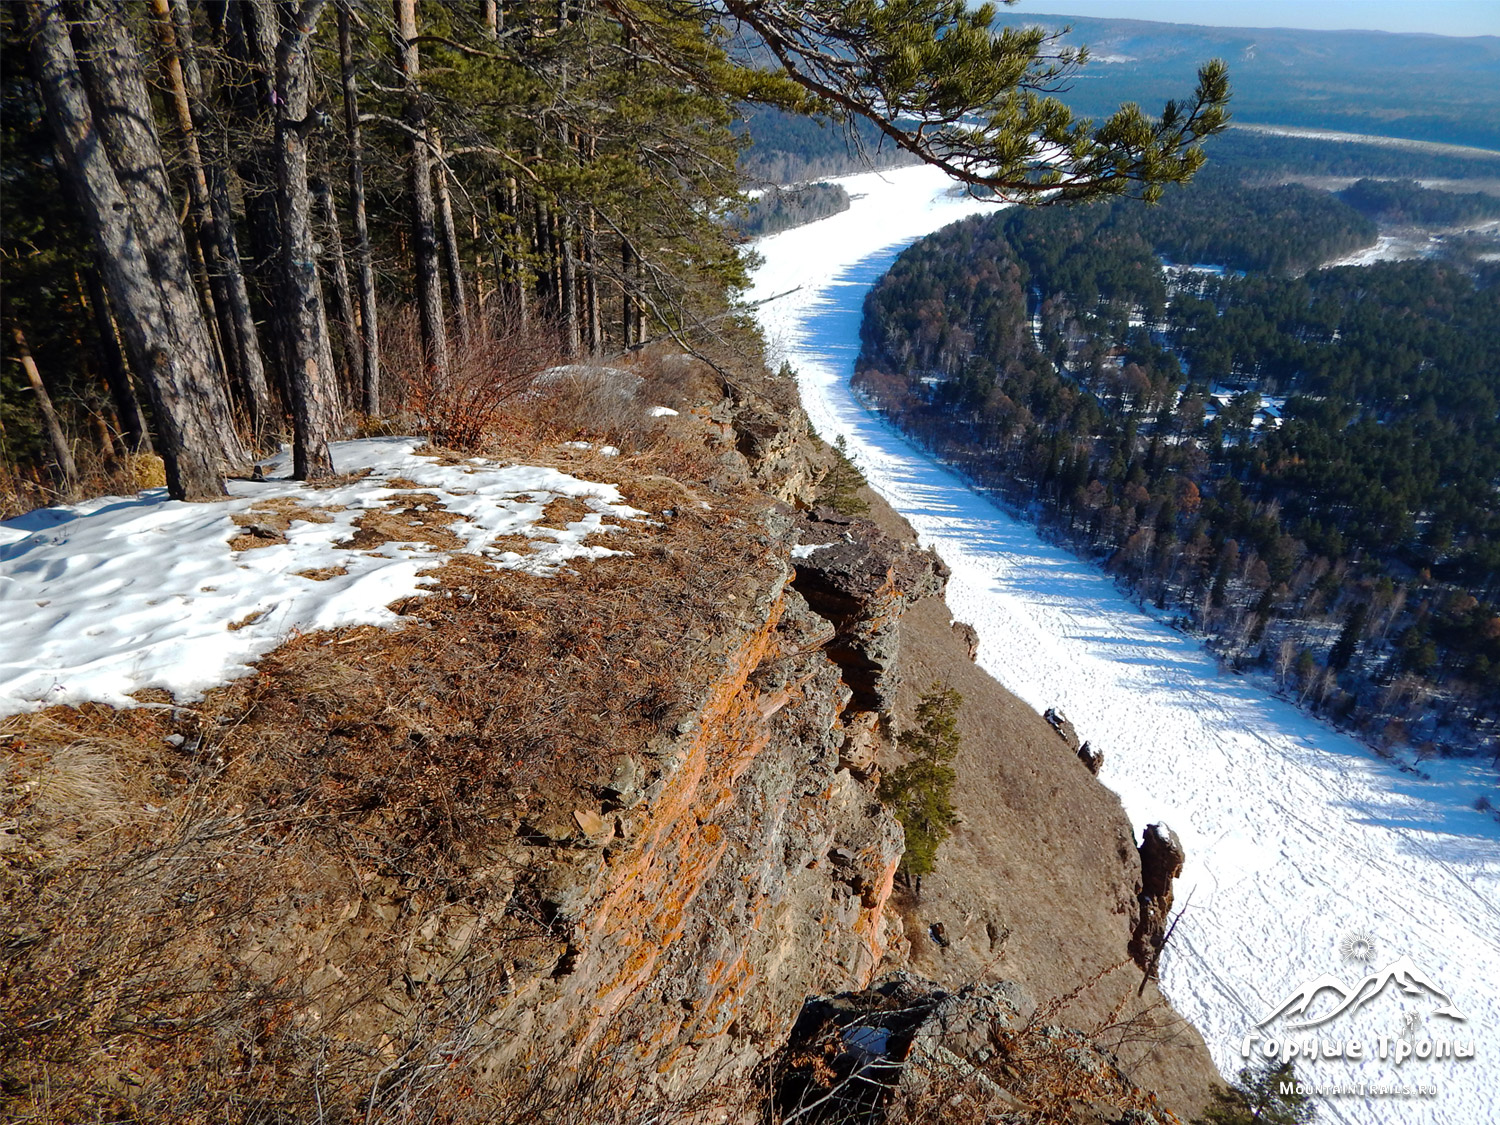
[{"x1": 989, "y1": 12, "x2": 1500, "y2": 151}]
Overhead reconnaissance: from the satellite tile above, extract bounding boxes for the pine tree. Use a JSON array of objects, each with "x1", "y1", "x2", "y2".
[
  {"x1": 1195, "y1": 1061, "x2": 1314, "y2": 1125},
  {"x1": 879, "y1": 684, "x2": 962, "y2": 888}
]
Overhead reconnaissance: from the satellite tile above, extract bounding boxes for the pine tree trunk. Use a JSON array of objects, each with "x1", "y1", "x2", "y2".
[
  {"x1": 582, "y1": 136, "x2": 600, "y2": 353},
  {"x1": 433, "y1": 129, "x2": 471, "y2": 346},
  {"x1": 622, "y1": 238, "x2": 638, "y2": 347},
  {"x1": 339, "y1": 3, "x2": 380, "y2": 414},
  {"x1": 162, "y1": 0, "x2": 275, "y2": 444},
  {"x1": 254, "y1": 0, "x2": 340, "y2": 479},
  {"x1": 395, "y1": 0, "x2": 448, "y2": 383},
  {"x1": 534, "y1": 190, "x2": 553, "y2": 318},
  {"x1": 12, "y1": 327, "x2": 78, "y2": 497},
  {"x1": 80, "y1": 265, "x2": 150, "y2": 454},
  {"x1": 584, "y1": 216, "x2": 600, "y2": 353},
  {"x1": 222, "y1": 0, "x2": 291, "y2": 412},
  {"x1": 30, "y1": 0, "x2": 239, "y2": 499},
  {"x1": 506, "y1": 177, "x2": 528, "y2": 326},
  {"x1": 559, "y1": 216, "x2": 579, "y2": 355},
  {"x1": 316, "y1": 179, "x2": 363, "y2": 411},
  {"x1": 148, "y1": 0, "x2": 235, "y2": 393}
]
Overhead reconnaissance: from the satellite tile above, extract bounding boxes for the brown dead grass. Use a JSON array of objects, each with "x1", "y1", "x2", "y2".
[
  {"x1": 293, "y1": 565, "x2": 349, "y2": 582},
  {"x1": 537, "y1": 495, "x2": 595, "y2": 530},
  {"x1": 336, "y1": 493, "x2": 466, "y2": 551},
  {"x1": 229, "y1": 499, "x2": 342, "y2": 551},
  {"x1": 233, "y1": 497, "x2": 341, "y2": 528},
  {"x1": 0, "y1": 460, "x2": 778, "y2": 1123}
]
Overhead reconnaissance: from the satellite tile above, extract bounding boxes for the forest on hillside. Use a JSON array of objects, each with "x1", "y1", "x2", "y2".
[
  {"x1": 1338, "y1": 178, "x2": 1500, "y2": 227},
  {"x1": 1, "y1": 0, "x2": 761, "y2": 511},
  {"x1": 856, "y1": 181, "x2": 1500, "y2": 762},
  {"x1": 728, "y1": 181, "x2": 851, "y2": 239}
]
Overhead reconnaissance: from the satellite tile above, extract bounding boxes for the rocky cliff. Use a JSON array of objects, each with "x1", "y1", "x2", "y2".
[{"x1": 0, "y1": 355, "x2": 1219, "y2": 1123}]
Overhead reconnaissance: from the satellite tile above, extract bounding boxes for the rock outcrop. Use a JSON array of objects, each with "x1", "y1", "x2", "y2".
[
  {"x1": 0, "y1": 356, "x2": 1220, "y2": 1123},
  {"x1": 771, "y1": 972, "x2": 1184, "y2": 1124},
  {"x1": 1130, "y1": 823, "x2": 1187, "y2": 982},
  {"x1": 790, "y1": 507, "x2": 947, "y2": 712},
  {"x1": 488, "y1": 528, "x2": 909, "y2": 1093}
]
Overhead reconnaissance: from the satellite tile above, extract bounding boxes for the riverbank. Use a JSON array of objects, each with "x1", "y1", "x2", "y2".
[{"x1": 748, "y1": 164, "x2": 1500, "y2": 1125}]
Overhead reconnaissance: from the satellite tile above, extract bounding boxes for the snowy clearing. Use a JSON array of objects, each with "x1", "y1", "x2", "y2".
[
  {"x1": 0, "y1": 438, "x2": 640, "y2": 717},
  {"x1": 749, "y1": 164, "x2": 1500, "y2": 1125}
]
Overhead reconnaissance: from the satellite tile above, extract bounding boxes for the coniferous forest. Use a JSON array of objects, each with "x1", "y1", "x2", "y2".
[
  {"x1": 0, "y1": 0, "x2": 1229, "y2": 513},
  {"x1": 857, "y1": 179, "x2": 1500, "y2": 761}
]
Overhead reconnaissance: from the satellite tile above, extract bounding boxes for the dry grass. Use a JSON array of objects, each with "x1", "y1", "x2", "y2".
[
  {"x1": 1, "y1": 446, "x2": 166, "y2": 520},
  {"x1": 228, "y1": 499, "x2": 343, "y2": 550},
  {"x1": 0, "y1": 451, "x2": 778, "y2": 1122},
  {"x1": 293, "y1": 565, "x2": 349, "y2": 582}
]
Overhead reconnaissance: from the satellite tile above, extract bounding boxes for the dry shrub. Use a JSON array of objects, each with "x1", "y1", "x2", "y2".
[
  {"x1": 624, "y1": 345, "x2": 726, "y2": 413},
  {"x1": 526, "y1": 362, "x2": 652, "y2": 449},
  {"x1": 1, "y1": 435, "x2": 166, "y2": 520},
  {"x1": 387, "y1": 307, "x2": 564, "y2": 451}
]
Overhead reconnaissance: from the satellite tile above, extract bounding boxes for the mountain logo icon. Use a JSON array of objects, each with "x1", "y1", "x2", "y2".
[{"x1": 1257, "y1": 956, "x2": 1468, "y2": 1030}]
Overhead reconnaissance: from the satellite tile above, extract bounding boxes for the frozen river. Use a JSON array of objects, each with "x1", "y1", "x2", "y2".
[{"x1": 747, "y1": 164, "x2": 1500, "y2": 1125}]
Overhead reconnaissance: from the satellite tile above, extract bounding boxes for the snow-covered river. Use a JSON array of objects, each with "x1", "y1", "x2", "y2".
[{"x1": 747, "y1": 164, "x2": 1500, "y2": 1125}]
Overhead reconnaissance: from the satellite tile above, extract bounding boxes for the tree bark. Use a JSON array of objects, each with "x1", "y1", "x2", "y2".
[
  {"x1": 254, "y1": 0, "x2": 341, "y2": 479},
  {"x1": 582, "y1": 134, "x2": 599, "y2": 353},
  {"x1": 30, "y1": 0, "x2": 240, "y2": 499},
  {"x1": 506, "y1": 176, "x2": 528, "y2": 326},
  {"x1": 533, "y1": 183, "x2": 553, "y2": 317},
  {"x1": 339, "y1": 2, "x2": 380, "y2": 414},
  {"x1": 433, "y1": 129, "x2": 471, "y2": 347},
  {"x1": 221, "y1": 0, "x2": 292, "y2": 410},
  {"x1": 11, "y1": 327, "x2": 78, "y2": 497},
  {"x1": 79, "y1": 265, "x2": 150, "y2": 454},
  {"x1": 558, "y1": 215, "x2": 579, "y2": 355},
  {"x1": 159, "y1": 0, "x2": 276, "y2": 444},
  {"x1": 316, "y1": 178, "x2": 362, "y2": 411},
  {"x1": 395, "y1": 0, "x2": 448, "y2": 382},
  {"x1": 621, "y1": 237, "x2": 639, "y2": 347}
]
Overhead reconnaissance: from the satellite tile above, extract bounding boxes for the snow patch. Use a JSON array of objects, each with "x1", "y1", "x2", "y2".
[
  {"x1": 791, "y1": 542, "x2": 835, "y2": 559},
  {"x1": 0, "y1": 438, "x2": 641, "y2": 717}
]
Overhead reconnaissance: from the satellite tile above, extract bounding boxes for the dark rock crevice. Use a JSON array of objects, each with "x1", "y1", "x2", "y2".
[{"x1": 789, "y1": 507, "x2": 947, "y2": 715}]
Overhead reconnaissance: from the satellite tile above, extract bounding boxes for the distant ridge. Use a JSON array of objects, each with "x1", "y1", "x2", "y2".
[{"x1": 989, "y1": 11, "x2": 1500, "y2": 150}]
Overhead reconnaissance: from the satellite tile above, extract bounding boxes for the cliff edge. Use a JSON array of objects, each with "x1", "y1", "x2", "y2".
[{"x1": 0, "y1": 352, "x2": 1219, "y2": 1122}]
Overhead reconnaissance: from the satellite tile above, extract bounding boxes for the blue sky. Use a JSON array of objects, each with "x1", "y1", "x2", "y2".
[{"x1": 1010, "y1": 2, "x2": 1500, "y2": 38}]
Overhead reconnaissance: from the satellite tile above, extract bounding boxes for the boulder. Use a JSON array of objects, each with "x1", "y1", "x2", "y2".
[{"x1": 1078, "y1": 741, "x2": 1105, "y2": 775}]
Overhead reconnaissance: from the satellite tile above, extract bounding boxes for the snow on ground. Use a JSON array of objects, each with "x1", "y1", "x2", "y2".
[
  {"x1": 749, "y1": 164, "x2": 1500, "y2": 1125},
  {"x1": 0, "y1": 437, "x2": 641, "y2": 717},
  {"x1": 1324, "y1": 233, "x2": 1440, "y2": 268}
]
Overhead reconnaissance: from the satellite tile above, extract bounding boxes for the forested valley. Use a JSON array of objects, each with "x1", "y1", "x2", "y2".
[
  {"x1": 728, "y1": 180, "x2": 850, "y2": 239},
  {"x1": 856, "y1": 176, "x2": 1500, "y2": 763}
]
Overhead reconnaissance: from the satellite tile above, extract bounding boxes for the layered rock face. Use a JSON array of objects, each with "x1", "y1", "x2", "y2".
[
  {"x1": 2, "y1": 364, "x2": 1216, "y2": 1123},
  {"x1": 477, "y1": 471, "x2": 955, "y2": 1099},
  {"x1": 495, "y1": 548, "x2": 919, "y2": 1089}
]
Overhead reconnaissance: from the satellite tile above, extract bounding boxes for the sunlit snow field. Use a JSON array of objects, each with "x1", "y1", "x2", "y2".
[{"x1": 748, "y1": 164, "x2": 1500, "y2": 1125}]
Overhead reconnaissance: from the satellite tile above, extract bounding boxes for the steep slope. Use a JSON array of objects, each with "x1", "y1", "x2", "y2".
[{"x1": 0, "y1": 356, "x2": 1217, "y2": 1122}]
